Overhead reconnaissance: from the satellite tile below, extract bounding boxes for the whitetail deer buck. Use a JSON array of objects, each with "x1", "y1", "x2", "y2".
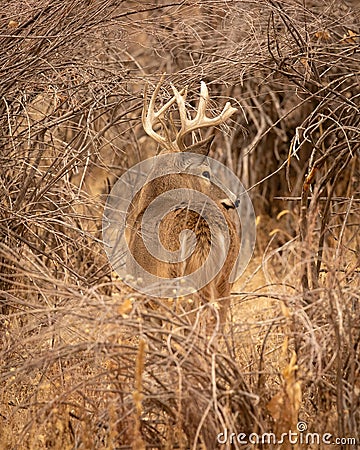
[{"x1": 124, "y1": 78, "x2": 241, "y2": 325}]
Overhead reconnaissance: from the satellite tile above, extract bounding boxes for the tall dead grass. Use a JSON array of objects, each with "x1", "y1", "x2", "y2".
[{"x1": 1, "y1": 0, "x2": 359, "y2": 448}]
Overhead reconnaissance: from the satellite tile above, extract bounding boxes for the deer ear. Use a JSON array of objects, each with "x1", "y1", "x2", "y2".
[{"x1": 186, "y1": 134, "x2": 215, "y2": 155}]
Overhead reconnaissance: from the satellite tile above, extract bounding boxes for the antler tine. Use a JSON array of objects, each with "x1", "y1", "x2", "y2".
[
  {"x1": 195, "y1": 81, "x2": 209, "y2": 122},
  {"x1": 170, "y1": 83, "x2": 189, "y2": 151},
  {"x1": 175, "y1": 81, "x2": 238, "y2": 150},
  {"x1": 142, "y1": 76, "x2": 167, "y2": 147},
  {"x1": 142, "y1": 76, "x2": 186, "y2": 150},
  {"x1": 157, "y1": 85, "x2": 187, "y2": 117}
]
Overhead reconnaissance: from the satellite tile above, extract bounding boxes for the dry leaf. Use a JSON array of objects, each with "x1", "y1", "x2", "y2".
[
  {"x1": 315, "y1": 30, "x2": 331, "y2": 41},
  {"x1": 300, "y1": 57, "x2": 311, "y2": 81},
  {"x1": 267, "y1": 392, "x2": 285, "y2": 421},
  {"x1": 280, "y1": 301, "x2": 290, "y2": 319},
  {"x1": 283, "y1": 352, "x2": 302, "y2": 416},
  {"x1": 117, "y1": 297, "x2": 133, "y2": 316},
  {"x1": 8, "y1": 20, "x2": 19, "y2": 28},
  {"x1": 342, "y1": 30, "x2": 358, "y2": 44},
  {"x1": 267, "y1": 352, "x2": 302, "y2": 437}
]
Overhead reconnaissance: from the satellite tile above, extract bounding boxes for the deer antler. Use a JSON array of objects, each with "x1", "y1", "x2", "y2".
[
  {"x1": 171, "y1": 81, "x2": 237, "y2": 151},
  {"x1": 142, "y1": 76, "x2": 187, "y2": 151},
  {"x1": 142, "y1": 78, "x2": 237, "y2": 151}
]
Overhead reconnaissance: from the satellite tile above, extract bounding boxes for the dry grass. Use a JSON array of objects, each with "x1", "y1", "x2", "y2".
[{"x1": 1, "y1": 0, "x2": 359, "y2": 448}]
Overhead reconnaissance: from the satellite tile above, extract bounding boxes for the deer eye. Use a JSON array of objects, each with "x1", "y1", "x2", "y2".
[{"x1": 202, "y1": 170, "x2": 210, "y2": 179}]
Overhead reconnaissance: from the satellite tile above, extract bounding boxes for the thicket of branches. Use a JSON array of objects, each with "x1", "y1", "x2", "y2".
[{"x1": 0, "y1": 0, "x2": 359, "y2": 448}]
